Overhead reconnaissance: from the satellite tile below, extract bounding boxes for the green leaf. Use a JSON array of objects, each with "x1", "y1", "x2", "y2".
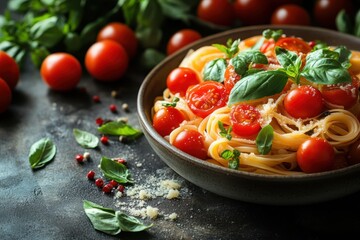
[
  {"x1": 212, "y1": 39, "x2": 240, "y2": 58},
  {"x1": 221, "y1": 149, "x2": 240, "y2": 170},
  {"x1": 354, "y1": 9, "x2": 360, "y2": 37},
  {"x1": 98, "y1": 121, "x2": 142, "y2": 139},
  {"x1": 334, "y1": 46, "x2": 352, "y2": 69},
  {"x1": 256, "y1": 125, "x2": 274, "y2": 155},
  {"x1": 139, "y1": 48, "x2": 166, "y2": 71},
  {"x1": 230, "y1": 50, "x2": 268, "y2": 76},
  {"x1": 30, "y1": 16, "x2": 65, "y2": 48},
  {"x1": 28, "y1": 138, "x2": 56, "y2": 169},
  {"x1": 202, "y1": 58, "x2": 227, "y2": 82},
  {"x1": 262, "y1": 29, "x2": 283, "y2": 42},
  {"x1": 228, "y1": 70, "x2": 289, "y2": 105},
  {"x1": 336, "y1": 9, "x2": 353, "y2": 34},
  {"x1": 218, "y1": 121, "x2": 232, "y2": 141},
  {"x1": 116, "y1": 211, "x2": 152, "y2": 232},
  {"x1": 73, "y1": 128, "x2": 99, "y2": 149},
  {"x1": 275, "y1": 47, "x2": 302, "y2": 83},
  {"x1": 100, "y1": 157, "x2": 133, "y2": 184},
  {"x1": 158, "y1": 0, "x2": 194, "y2": 22}
]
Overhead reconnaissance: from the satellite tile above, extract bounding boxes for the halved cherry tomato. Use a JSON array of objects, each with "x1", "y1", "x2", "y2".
[
  {"x1": 153, "y1": 107, "x2": 186, "y2": 137},
  {"x1": 166, "y1": 67, "x2": 201, "y2": 97},
  {"x1": 224, "y1": 64, "x2": 241, "y2": 94},
  {"x1": 230, "y1": 104, "x2": 262, "y2": 137},
  {"x1": 297, "y1": 138, "x2": 335, "y2": 173},
  {"x1": 271, "y1": 4, "x2": 311, "y2": 26},
  {"x1": 0, "y1": 78, "x2": 12, "y2": 113},
  {"x1": 186, "y1": 81, "x2": 228, "y2": 118},
  {"x1": 284, "y1": 85, "x2": 324, "y2": 119},
  {"x1": 172, "y1": 129, "x2": 208, "y2": 160},
  {"x1": 166, "y1": 29, "x2": 202, "y2": 55},
  {"x1": 275, "y1": 37, "x2": 311, "y2": 55},
  {"x1": 0, "y1": 51, "x2": 20, "y2": 90},
  {"x1": 322, "y1": 83, "x2": 358, "y2": 109}
]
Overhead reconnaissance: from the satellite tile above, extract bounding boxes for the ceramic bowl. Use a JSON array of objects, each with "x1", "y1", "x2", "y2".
[{"x1": 137, "y1": 25, "x2": 360, "y2": 205}]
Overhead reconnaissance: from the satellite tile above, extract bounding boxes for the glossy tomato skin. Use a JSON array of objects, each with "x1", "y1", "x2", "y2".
[
  {"x1": 224, "y1": 64, "x2": 241, "y2": 94},
  {"x1": 0, "y1": 78, "x2": 12, "y2": 113},
  {"x1": 284, "y1": 85, "x2": 324, "y2": 119},
  {"x1": 322, "y1": 83, "x2": 358, "y2": 109},
  {"x1": 230, "y1": 104, "x2": 262, "y2": 137},
  {"x1": 186, "y1": 81, "x2": 228, "y2": 118},
  {"x1": 41, "y1": 53, "x2": 82, "y2": 91},
  {"x1": 167, "y1": 29, "x2": 202, "y2": 55},
  {"x1": 275, "y1": 37, "x2": 311, "y2": 55},
  {"x1": 197, "y1": 0, "x2": 235, "y2": 26},
  {"x1": 347, "y1": 139, "x2": 360, "y2": 166},
  {"x1": 233, "y1": 0, "x2": 273, "y2": 25},
  {"x1": 0, "y1": 51, "x2": 20, "y2": 90},
  {"x1": 167, "y1": 67, "x2": 201, "y2": 97},
  {"x1": 97, "y1": 22, "x2": 138, "y2": 59},
  {"x1": 172, "y1": 129, "x2": 208, "y2": 160},
  {"x1": 297, "y1": 138, "x2": 335, "y2": 173},
  {"x1": 271, "y1": 4, "x2": 311, "y2": 26},
  {"x1": 85, "y1": 40, "x2": 129, "y2": 82},
  {"x1": 153, "y1": 107, "x2": 186, "y2": 137},
  {"x1": 314, "y1": 0, "x2": 354, "y2": 29}
]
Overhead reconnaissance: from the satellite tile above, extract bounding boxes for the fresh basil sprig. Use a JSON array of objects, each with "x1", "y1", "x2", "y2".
[
  {"x1": 256, "y1": 125, "x2": 274, "y2": 155},
  {"x1": 275, "y1": 47, "x2": 302, "y2": 84},
  {"x1": 28, "y1": 137, "x2": 56, "y2": 169},
  {"x1": 203, "y1": 58, "x2": 227, "y2": 82},
  {"x1": 98, "y1": 121, "x2": 142, "y2": 139},
  {"x1": 100, "y1": 157, "x2": 133, "y2": 184},
  {"x1": 73, "y1": 128, "x2": 99, "y2": 149},
  {"x1": 221, "y1": 149, "x2": 240, "y2": 170},
  {"x1": 262, "y1": 29, "x2": 283, "y2": 42},
  {"x1": 83, "y1": 200, "x2": 152, "y2": 236},
  {"x1": 218, "y1": 121, "x2": 232, "y2": 140},
  {"x1": 212, "y1": 38, "x2": 241, "y2": 59}
]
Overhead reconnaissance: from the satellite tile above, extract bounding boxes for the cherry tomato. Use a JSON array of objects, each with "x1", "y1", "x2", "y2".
[
  {"x1": 166, "y1": 67, "x2": 201, "y2": 97},
  {"x1": 314, "y1": 0, "x2": 354, "y2": 29},
  {"x1": 97, "y1": 22, "x2": 138, "y2": 59},
  {"x1": 85, "y1": 40, "x2": 129, "y2": 82},
  {"x1": 322, "y1": 83, "x2": 358, "y2": 109},
  {"x1": 186, "y1": 81, "x2": 228, "y2": 118},
  {"x1": 224, "y1": 64, "x2": 241, "y2": 94},
  {"x1": 297, "y1": 138, "x2": 335, "y2": 173},
  {"x1": 230, "y1": 104, "x2": 262, "y2": 137},
  {"x1": 40, "y1": 53, "x2": 82, "y2": 91},
  {"x1": 275, "y1": 37, "x2": 311, "y2": 55},
  {"x1": 167, "y1": 29, "x2": 202, "y2": 55},
  {"x1": 172, "y1": 129, "x2": 208, "y2": 160},
  {"x1": 347, "y1": 139, "x2": 360, "y2": 166},
  {"x1": 0, "y1": 51, "x2": 20, "y2": 90},
  {"x1": 271, "y1": 4, "x2": 311, "y2": 26},
  {"x1": 0, "y1": 78, "x2": 12, "y2": 113},
  {"x1": 233, "y1": 0, "x2": 273, "y2": 25},
  {"x1": 197, "y1": 0, "x2": 235, "y2": 26},
  {"x1": 153, "y1": 107, "x2": 186, "y2": 137},
  {"x1": 284, "y1": 85, "x2": 324, "y2": 119}
]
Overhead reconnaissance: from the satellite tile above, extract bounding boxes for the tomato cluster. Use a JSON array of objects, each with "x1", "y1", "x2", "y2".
[{"x1": 0, "y1": 51, "x2": 19, "y2": 113}]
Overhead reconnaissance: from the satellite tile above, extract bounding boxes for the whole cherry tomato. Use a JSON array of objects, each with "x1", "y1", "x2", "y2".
[
  {"x1": 297, "y1": 138, "x2": 335, "y2": 173},
  {"x1": 230, "y1": 104, "x2": 262, "y2": 137},
  {"x1": 275, "y1": 37, "x2": 311, "y2": 55},
  {"x1": 233, "y1": 0, "x2": 273, "y2": 25},
  {"x1": 0, "y1": 51, "x2": 20, "y2": 90},
  {"x1": 97, "y1": 22, "x2": 138, "y2": 59},
  {"x1": 0, "y1": 78, "x2": 12, "y2": 113},
  {"x1": 166, "y1": 67, "x2": 201, "y2": 97},
  {"x1": 40, "y1": 53, "x2": 82, "y2": 91},
  {"x1": 167, "y1": 29, "x2": 202, "y2": 55},
  {"x1": 197, "y1": 0, "x2": 235, "y2": 26},
  {"x1": 186, "y1": 81, "x2": 228, "y2": 118},
  {"x1": 172, "y1": 129, "x2": 208, "y2": 160},
  {"x1": 153, "y1": 107, "x2": 186, "y2": 137},
  {"x1": 322, "y1": 83, "x2": 358, "y2": 109},
  {"x1": 85, "y1": 40, "x2": 129, "y2": 82},
  {"x1": 314, "y1": 0, "x2": 354, "y2": 29},
  {"x1": 271, "y1": 4, "x2": 311, "y2": 26},
  {"x1": 284, "y1": 85, "x2": 324, "y2": 119}
]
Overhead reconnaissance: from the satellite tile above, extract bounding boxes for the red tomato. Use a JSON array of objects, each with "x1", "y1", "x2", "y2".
[
  {"x1": 322, "y1": 83, "x2": 358, "y2": 109},
  {"x1": 85, "y1": 40, "x2": 129, "y2": 82},
  {"x1": 0, "y1": 78, "x2": 12, "y2": 113},
  {"x1": 167, "y1": 29, "x2": 202, "y2": 55},
  {"x1": 271, "y1": 4, "x2": 311, "y2": 26},
  {"x1": 186, "y1": 81, "x2": 228, "y2": 118},
  {"x1": 347, "y1": 139, "x2": 360, "y2": 166},
  {"x1": 0, "y1": 51, "x2": 20, "y2": 90},
  {"x1": 40, "y1": 53, "x2": 82, "y2": 91},
  {"x1": 230, "y1": 104, "x2": 262, "y2": 137},
  {"x1": 224, "y1": 64, "x2": 241, "y2": 94},
  {"x1": 233, "y1": 0, "x2": 273, "y2": 25},
  {"x1": 275, "y1": 37, "x2": 311, "y2": 55},
  {"x1": 97, "y1": 22, "x2": 138, "y2": 59},
  {"x1": 284, "y1": 85, "x2": 324, "y2": 119},
  {"x1": 297, "y1": 138, "x2": 335, "y2": 173},
  {"x1": 167, "y1": 67, "x2": 201, "y2": 97},
  {"x1": 153, "y1": 107, "x2": 186, "y2": 137},
  {"x1": 197, "y1": 0, "x2": 235, "y2": 26},
  {"x1": 172, "y1": 129, "x2": 208, "y2": 160},
  {"x1": 314, "y1": 0, "x2": 354, "y2": 29}
]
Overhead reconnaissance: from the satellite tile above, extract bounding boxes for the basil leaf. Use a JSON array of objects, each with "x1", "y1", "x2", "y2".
[
  {"x1": 98, "y1": 121, "x2": 142, "y2": 139},
  {"x1": 275, "y1": 47, "x2": 302, "y2": 82},
  {"x1": 306, "y1": 48, "x2": 339, "y2": 62},
  {"x1": 73, "y1": 128, "x2": 99, "y2": 149},
  {"x1": 301, "y1": 58, "x2": 351, "y2": 85},
  {"x1": 228, "y1": 70, "x2": 289, "y2": 105},
  {"x1": 158, "y1": 0, "x2": 195, "y2": 22},
  {"x1": 354, "y1": 9, "x2": 360, "y2": 37},
  {"x1": 30, "y1": 16, "x2": 65, "y2": 48},
  {"x1": 100, "y1": 157, "x2": 133, "y2": 184},
  {"x1": 212, "y1": 39, "x2": 240, "y2": 58},
  {"x1": 116, "y1": 211, "x2": 152, "y2": 232},
  {"x1": 256, "y1": 125, "x2": 274, "y2": 155},
  {"x1": 262, "y1": 29, "x2": 282, "y2": 41},
  {"x1": 334, "y1": 46, "x2": 352, "y2": 69},
  {"x1": 336, "y1": 9, "x2": 353, "y2": 34},
  {"x1": 221, "y1": 149, "x2": 240, "y2": 170},
  {"x1": 230, "y1": 50, "x2": 268, "y2": 76},
  {"x1": 28, "y1": 138, "x2": 56, "y2": 169},
  {"x1": 202, "y1": 58, "x2": 227, "y2": 82}
]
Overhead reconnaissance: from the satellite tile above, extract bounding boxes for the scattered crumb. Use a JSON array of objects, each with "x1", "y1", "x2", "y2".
[
  {"x1": 146, "y1": 206, "x2": 159, "y2": 219},
  {"x1": 167, "y1": 213, "x2": 178, "y2": 221},
  {"x1": 166, "y1": 189, "x2": 180, "y2": 199}
]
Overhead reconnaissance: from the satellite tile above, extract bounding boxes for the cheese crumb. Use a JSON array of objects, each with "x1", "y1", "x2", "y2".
[
  {"x1": 146, "y1": 206, "x2": 159, "y2": 219},
  {"x1": 166, "y1": 189, "x2": 180, "y2": 199},
  {"x1": 168, "y1": 213, "x2": 178, "y2": 221},
  {"x1": 161, "y1": 180, "x2": 181, "y2": 190},
  {"x1": 139, "y1": 190, "x2": 152, "y2": 200}
]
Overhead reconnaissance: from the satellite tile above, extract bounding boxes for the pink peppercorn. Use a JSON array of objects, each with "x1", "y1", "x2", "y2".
[
  {"x1": 95, "y1": 178, "x2": 104, "y2": 188},
  {"x1": 95, "y1": 117, "x2": 104, "y2": 126},
  {"x1": 109, "y1": 180, "x2": 118, "y2": 188},
  {"x1": 109, "y1": 104, "x2": 117, "y2": 113},
  {"x1": 102, "y1": 183, "x2": 113, "y2": 194},
  {"x1": 75, "y1": 154, "x2": 84, "y2": 163},
  {"x1": 92, "y1": 95, "x2": 100, "y2": 103},
  {"x1": 117, "y1": 185, "x2": 125, "y2": 193},
  {"x1": 87, "y1": 170, "x2": 95, "y2": 180},
  {"x1": 100, "y1": 136, "x2": 109, "y2": 145}
]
